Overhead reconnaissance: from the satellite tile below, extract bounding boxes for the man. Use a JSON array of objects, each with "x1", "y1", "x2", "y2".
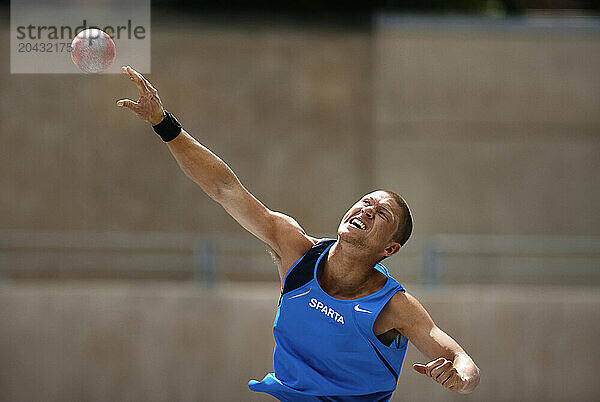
[{"x1": 117, "y1": 66, "x2": 480, "y2": 401}]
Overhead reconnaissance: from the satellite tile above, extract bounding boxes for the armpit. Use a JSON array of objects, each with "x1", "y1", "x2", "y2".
[{"x1": 266, "y1": 246, "x2": 282, "y2": 267}]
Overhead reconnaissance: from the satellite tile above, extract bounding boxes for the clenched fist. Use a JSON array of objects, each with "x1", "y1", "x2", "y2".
[{"x1": 413, "y1": 357, "x2": 469, "y2": 393}]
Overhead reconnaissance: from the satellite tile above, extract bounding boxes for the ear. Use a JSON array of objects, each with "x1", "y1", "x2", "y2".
[{"x1": 383, "y1": 242, "x2": 401, "y2": 257}]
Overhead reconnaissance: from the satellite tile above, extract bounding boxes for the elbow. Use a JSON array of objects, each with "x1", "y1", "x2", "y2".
[
  {"x1": 180, "y1": 165, "x2": 238, "y2": 203},
  {"x1": 209, "y1": 177, "x2": 240, "y2": 204},
  {"x1": 202, "y1": 181, "x2": 227, "y2": 203}
]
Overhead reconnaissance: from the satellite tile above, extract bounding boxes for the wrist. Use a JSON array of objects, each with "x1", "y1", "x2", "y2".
[
  {"x1": 152, "y1": 110, "x2": 182, "y2": 142},
  {"x1": 150, "y1": 110, "x2": 166, "y2": 126}
]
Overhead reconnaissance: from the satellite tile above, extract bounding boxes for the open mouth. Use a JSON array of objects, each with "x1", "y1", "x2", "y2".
[{"x1": 349, "y1": 217, "x2": 366, "y2": 230}]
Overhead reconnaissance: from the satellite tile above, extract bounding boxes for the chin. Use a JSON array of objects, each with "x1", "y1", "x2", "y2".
[{"x1": 338, "y1": 229, "x2": 368, "y2": 249}]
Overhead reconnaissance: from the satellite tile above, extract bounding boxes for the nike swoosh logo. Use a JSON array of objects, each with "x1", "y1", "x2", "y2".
[
  {"x1": 354, "y1": 304, "x2": 373, "y2": 314},
  {"x1": 289, "y1": 288, "x2": 311, "y2": 299}
]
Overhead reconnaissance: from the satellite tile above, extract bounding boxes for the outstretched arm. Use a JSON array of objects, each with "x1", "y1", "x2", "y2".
[
  {"x1": 389, "y1": 292, "x2": 480, "y2": 394},
  {"x1": 116, "y1": 66, "x2": 314, "y2": 282}
]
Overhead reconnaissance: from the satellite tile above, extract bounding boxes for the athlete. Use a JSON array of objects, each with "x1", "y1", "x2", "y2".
[{"x1": 117, "y1": 66, "x2": 480, "y2": 401}]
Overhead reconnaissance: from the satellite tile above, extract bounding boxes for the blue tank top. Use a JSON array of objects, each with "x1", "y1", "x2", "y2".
[{"x1": 249, "y1": 239, "x2": 408, "y2": 401}]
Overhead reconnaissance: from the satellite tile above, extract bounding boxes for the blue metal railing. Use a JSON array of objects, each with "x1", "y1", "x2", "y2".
[{"x1": 0, "y1": 230, "x2": 598, "y2": 285}]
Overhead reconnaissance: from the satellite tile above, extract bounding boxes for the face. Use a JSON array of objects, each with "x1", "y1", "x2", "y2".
[{"x1": 337, "y1": 191, "x2": 402, "y2": 257}]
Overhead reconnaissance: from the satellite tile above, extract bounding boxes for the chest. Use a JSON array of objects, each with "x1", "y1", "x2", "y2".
[{"x1": 275, "y1": 283, "x2": 398, "y2": 352}]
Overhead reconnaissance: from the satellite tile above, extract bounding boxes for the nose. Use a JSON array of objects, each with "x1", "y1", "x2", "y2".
[{"x1": 362, "y1": 205, "x2": 375, "y2": 219}]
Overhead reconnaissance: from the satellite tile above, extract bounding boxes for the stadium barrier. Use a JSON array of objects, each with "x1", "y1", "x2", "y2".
[{"x1": 0, "y1": 230, "x2": 598, "y2": 285}]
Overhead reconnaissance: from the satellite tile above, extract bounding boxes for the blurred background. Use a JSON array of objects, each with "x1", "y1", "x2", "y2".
[{"x1": 1, "y1": 0, "x2": 599, "y2": 401}]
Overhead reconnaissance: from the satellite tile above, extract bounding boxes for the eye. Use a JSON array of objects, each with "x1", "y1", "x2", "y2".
[
  {"x1": 378, "y1": 211, "x2": 389, "y2": 221},
  {"x1": 363, "y1": 200, "x2": 371, "y2": 206}
]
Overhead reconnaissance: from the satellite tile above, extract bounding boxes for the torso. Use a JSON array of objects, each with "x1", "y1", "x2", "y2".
[
  {"x1": 276, "y1": 238, "x2": 404, "y2": 346},
  {"x1": 259, "y1": 240, "x2": 409, "y2": 398},
  {"x1": 315, "y1": 255, "x2": 402, "y2": 346}
]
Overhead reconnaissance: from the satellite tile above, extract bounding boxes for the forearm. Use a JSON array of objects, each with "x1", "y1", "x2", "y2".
[
  {"x1": 452, "y1": 352, "x2": 480, "y2": 394},
  {"x1": 406, "y1": 313, "x2": 480, "y2": 395},
  {"x1": 166, "y1": 129, "x2": 239, "y2": 201}
]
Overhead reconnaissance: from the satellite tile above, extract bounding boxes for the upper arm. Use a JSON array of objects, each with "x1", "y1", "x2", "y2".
[
  {"x1": 214, "y1": 180, "x2": 316, "y2": 281},
  {"x1": 391, "y1": 292, "x2": 467, "y2": 361}
]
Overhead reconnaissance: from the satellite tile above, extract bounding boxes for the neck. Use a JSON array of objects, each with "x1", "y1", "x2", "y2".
[{"x1": 320, "y1": 238, "x2": 383, "y2": 298}]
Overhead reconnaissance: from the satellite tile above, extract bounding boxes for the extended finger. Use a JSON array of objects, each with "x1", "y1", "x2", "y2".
[
  {"x1": 139, "y1": 73, "x2": 157, "y2": 93},
  {"x1": 129, "y1": 67, "x2": 156, "y2": 95},
  {"x1": 120, "y1": 65, "x2": 130, "y2": 76},
  {"x1": 425, "y1": 358, "x2": 448, "y2": 377},
  {"x1": 121, "y1": 65, "x2": 138, "y2": 82},
  {"x1": 123, "y1": 65, "x2": 159, "y2": 97},
  {"x1": 116, "y1": 98, "x2": 139, "y2": 111},
  {"x1": 123, "y1": 65, "x2": 148, "y2": 97},
  {"x1": 412, "y1": 364, "x2": 427, "y2": 375}
]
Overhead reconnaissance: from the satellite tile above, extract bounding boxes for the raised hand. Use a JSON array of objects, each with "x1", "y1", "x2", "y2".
[
  {"x1": 116, "y1": 65, "x2": 166, "y2": 126},
  {"x1": 413, "y1": 357, "x2": 467, "y2": 392}
]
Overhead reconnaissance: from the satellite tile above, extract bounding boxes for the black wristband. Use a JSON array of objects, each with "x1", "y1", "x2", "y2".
[{"x1": 152, "y1": 111, "x2": 182, "y2": 142}]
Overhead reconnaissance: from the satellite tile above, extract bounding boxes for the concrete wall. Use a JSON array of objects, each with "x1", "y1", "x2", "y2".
[
  {"x1": 373, "y1": 20, "x2": 600, "y2": 236},
  {"x1": 0, "y1": 20, "x2": 371, "y2": 237},
  {"x1": 1, "y1": 282, "x2": 599, "y2": 402},
  {"x1": 371, "y1": 19, "x2": 600, "y2": 280},
  {"x1": 1, "y1": 17, "x2": 598, "y2": 241}
]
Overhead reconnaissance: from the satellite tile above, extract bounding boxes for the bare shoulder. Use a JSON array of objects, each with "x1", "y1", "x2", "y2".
[
  {"x1": 387, "y1": 290, "x2": 422, "y2": 310},
  {"x1": 271, "y1": 212, "x2": 318, "y2": 252},
  {"x1": 269, "y1": 212, "x2": 319, "y2": 283},
  {"x1": 382, "y1": 291, "x2": 434, "y2": 333}
]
